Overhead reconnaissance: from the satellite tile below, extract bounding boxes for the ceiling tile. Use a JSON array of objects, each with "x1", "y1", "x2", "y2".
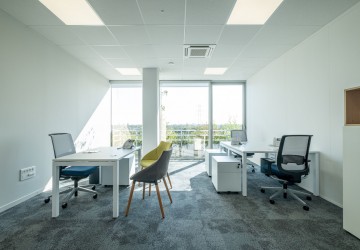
[
  {"x1": 138, "y1": 0, "x2": 185, "y2": 25},
  {"x1": 217, "y1": 25, "x2": 261, "y2": 45},
  {"x1": 92, "y1": 46, "x2": 128, "y2": 59},
  {"x1": 106, "y1": 58, "x2": 136, "y2": 68},
  {"x1": 108, "y1": 25, "x2": 150, "y2": 45},
  {"x1": 70, "y1": 26, "x2": 118, "y2": 45},
  {"x1": 132, "y1": 58, "x2": 160, "y2": 68},
  {"x1": 88, "y1": 0, "x2": 143, "y2": 25},
  {"x1": 153, "y1": 45, "x2": 183, "y2": 58},
  {"x1": 185, "y1": 25, "x2": 223, "y2": 44},
  {"x1": 186, "y1": 0, "x2": 236, "y2": 25},
  {"x1": 146, "y1": 25, "x2": 184, "y2": 45},
  {"x1": 158, "y1": 58, "x2": 183, "y2": 67},
  {"x1": 183, "y1": 58, "x2": 209, "y2": 68},
  {"x1": 207, "y1": 58, "x2": 236, "y2": 68},
  {"x1": 211, "y1": 44, "x2": 244, "y2": 59},
  {"x1": 122, "y1": 45, "x2": 157, "y2": 59}
]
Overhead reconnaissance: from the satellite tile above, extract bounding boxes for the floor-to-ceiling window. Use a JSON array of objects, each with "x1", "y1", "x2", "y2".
[
  {"x1": 111, "y1": 83, "x2": 142, "y2": 147},
  {"x1": 160, "y1": 82, "x2": 209, "y2": 159},
  {"x1": 212, "y1": 84, "x2": 245, "y2": 148},
  {"x1": 110, "y1": 81, "x2": 245, "y2": 159}
]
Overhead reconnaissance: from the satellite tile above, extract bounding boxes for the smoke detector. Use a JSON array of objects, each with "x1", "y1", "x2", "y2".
[{"x1": 184, "y1": 45, "x2": 216, "y2": 58}]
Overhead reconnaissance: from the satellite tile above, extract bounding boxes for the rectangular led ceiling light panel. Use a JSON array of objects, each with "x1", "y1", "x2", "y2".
[
  {"x1": 227, "y1": 0, "x2": 283, "y2": 25},
  {"x1": 116, "y1": 68, "x2": 141, "y2": 76},
  {"x1": 39, "y1": 0, "x2": 104, "y2": 25},
  {"x1": 204, "y1": 68, "x2": 228, "y2": 75}
]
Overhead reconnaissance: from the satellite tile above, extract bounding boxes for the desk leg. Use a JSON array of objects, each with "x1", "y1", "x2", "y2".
[
  {"x1": 242, "y1": 152, "x2": 247, "y2": 196},
  {"x1": 113, "y1": 161, "x2": 119, "y2": 218},
  {"x1": 52, "y1": 164, "x2": 59, "y2": 217},
  {"x1": 241, "y1": 152, "x2": 247, "y2": 196},
  {"x1": 313, "y1": 152, "x2": 320, "y2": 196}
]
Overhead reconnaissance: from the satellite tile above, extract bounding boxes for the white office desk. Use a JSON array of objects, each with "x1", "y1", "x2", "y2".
[
  {"x1": 220, "y1": 141, "x2": 319, "y2": 197},
  {"x1": 52, "y1": 146, "x2": 141, "y2": 218}
]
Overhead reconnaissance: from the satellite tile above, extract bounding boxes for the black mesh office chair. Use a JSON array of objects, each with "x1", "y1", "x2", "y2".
[
  {"x1": 260, "y1": 135, "x2": 313, "y2": 211},
  {"x1": 44, "y1": 133, "x2": 98, "y2": 208},
  {"x1": 125, "y1": 149, "x2": 173, "y2": 219}
]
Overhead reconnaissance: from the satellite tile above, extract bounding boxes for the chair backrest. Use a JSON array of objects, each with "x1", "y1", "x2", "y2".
[
  {"x1": 133, "y1": 149, "x2": 173, "y2": 182},
  {"x1": 277, "y1": 135, "x2": 312, "y2": 174},
  {"x1": 153, "y1": 148, "x2": 173, "y2": 179},
  {"x1": 154, "y1": 141, "x2": 172, "y2": 159},
  {"x1": 49, "y1": 133, "x2": 76, "y2": 158}
]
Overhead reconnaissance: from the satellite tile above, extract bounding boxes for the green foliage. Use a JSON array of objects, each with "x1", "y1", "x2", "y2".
[{"x1": 112, "y1": 122, "x2": 243, "y2": 148}]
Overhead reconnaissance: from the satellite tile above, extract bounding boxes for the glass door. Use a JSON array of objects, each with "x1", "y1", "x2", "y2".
[
  {"x1": 160, "y1": 83, "x2": 209, "y2": 159},
  {"x1": 212, "y1": 84, "x2": 244, "y2": 148}
]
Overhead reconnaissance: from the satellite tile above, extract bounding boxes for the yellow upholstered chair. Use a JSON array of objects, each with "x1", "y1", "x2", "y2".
[{"x1": 140, "y1": 141, "x2": 172, "y2": 196}]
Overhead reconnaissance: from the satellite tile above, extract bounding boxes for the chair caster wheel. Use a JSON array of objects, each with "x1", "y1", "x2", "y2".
[
  {"x1": 44, "y1": 197, "x2": 50, "y2": 204},
  {"x1": 92, "y1": 186, "x2": 96, "y2": 190},
  {"x1": 93, "y1": 194, "x2": 98, "y2": 199},
  {"x1": 260, "y1": 188, "x2": 265, "y2": 193},
  {"x1": 252, "y1": 169, "x2": 255, "y2": 173},
  {"x1": 303, "y1": 205, "x2": 309, "y2": 211},
  {"x1": 62, "y1": 203, "x2": 68, "y2": 209},
  {"x1": 306, "y1": 196, "x2": 312, "y2": 201},
  {"x1": 283, "y1": 193, "x2": 287, "y2": 199},
  {"x1": 270, "y1": 200, "x2": 275, "y2": 204},
  {"x1": 75, "y1": 191, "x2": 78, "y2": 197}
]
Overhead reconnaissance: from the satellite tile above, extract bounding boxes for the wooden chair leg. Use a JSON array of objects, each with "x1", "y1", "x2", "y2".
[
  {"x1": 167, "y1": 172, "x2": 172, "y2": 189},
  {"x1": 163, "y1": 177, "x2": 172, "y2": 203},
  {"x1": 155, "y1": 182, "x2": 165, "y2": 219},
  {"x1": 125, "y1": 180, "x2": 136, "y2": 217},
  {"x1": 142, "y1": 182, "x2": 146, "y2": 200},
  {"x1": 149, "y1": 183, "x2": 151, "y2": 196}
]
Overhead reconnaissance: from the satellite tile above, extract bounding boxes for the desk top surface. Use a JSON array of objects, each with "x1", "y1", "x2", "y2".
[
  {"x1": 220, "y1": 141, "x2": 278, "y2": 153},
  {"x1": 220, "y1": 141, "x2": 319, "y2": 154},
  {"x1": 53, "y1": 146, "x2": 140, "y2": 162}
]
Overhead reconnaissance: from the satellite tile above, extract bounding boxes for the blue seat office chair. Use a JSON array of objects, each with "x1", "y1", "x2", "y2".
[
  {"x1": 260, "y1": 135, "x2": 313, "y2": 211},
  {"x1": 44, "y1": 133, "x2": 98, "y2": 209},
  {"x1": 230, "y1": 129, "x2": 256, "y2": 172},
  {"x1": 125, "y1": 149, "x2": 173, "y2": 219}
]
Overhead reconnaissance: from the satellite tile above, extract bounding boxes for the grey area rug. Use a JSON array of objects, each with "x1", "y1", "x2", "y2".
[{"x1": 0, "y1": 160, "x2": 359, "y2": 250}]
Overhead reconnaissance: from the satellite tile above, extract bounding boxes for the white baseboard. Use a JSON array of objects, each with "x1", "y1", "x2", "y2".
[{"x1": 0, "y1": 189, "x2": 43, "y2": 214}]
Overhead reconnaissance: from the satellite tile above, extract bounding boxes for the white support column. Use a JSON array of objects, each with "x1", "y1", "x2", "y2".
[{"x1": 142, "y1": 68, "x2": 159, "y2": 155}]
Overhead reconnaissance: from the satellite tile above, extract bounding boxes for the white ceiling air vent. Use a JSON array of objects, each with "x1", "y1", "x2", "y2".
[{"x1": 184, "y1": 45, "x2": 216, "y2": 58}]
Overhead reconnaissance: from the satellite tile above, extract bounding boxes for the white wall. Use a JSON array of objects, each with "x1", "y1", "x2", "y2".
[
  {"x1": 247, "y1": 2, "x2": 360, "y2": 206},
  {"x1": 0, "y1": 10, "x2": 111, "y2": 212}
]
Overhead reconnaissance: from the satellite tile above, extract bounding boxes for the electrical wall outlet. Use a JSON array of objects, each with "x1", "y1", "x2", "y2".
[{"x1": 20, "y1": 166, "x2": 36, "y2": 181}]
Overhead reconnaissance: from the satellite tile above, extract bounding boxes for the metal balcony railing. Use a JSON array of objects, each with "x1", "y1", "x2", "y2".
[{"x1": 112, "y1": 128, "x2": 232, "y2": 159}]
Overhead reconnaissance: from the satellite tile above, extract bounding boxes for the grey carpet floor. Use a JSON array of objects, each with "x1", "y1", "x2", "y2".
[{"x1": 0, "y1": 160, "x2": 359, "y2": 250}]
